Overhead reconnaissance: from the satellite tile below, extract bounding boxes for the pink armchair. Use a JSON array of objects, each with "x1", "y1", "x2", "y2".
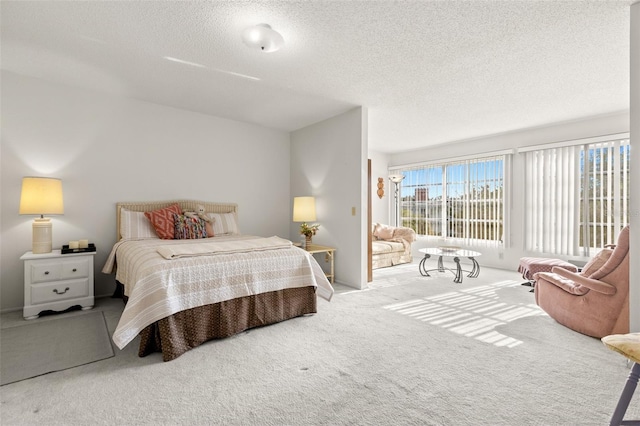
[{"x1": 533, "y1": 226, "x2": 630, "y2": 338}]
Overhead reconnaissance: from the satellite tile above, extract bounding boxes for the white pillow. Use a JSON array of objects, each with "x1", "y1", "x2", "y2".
[
  {"x1": 120, "y1": 208, "x2": 158, "y2": 240},
  {"x1": 207, "y1": 212, "x2": 240, "y2": 236}
]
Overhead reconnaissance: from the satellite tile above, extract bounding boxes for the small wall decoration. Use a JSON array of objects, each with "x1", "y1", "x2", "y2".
[{"x1": 377, "y1": 178, "x2": 385, "y2": 199}]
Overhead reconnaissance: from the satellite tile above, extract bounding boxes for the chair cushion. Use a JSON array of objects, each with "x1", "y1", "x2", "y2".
[
  {"x1": 590, "y1": 226, "x2": 630, "y2": 280},
  {"x1": 372, "y1": 240, "x2": 405, "y2": 254},
  {"x1": 582, "y1": 248, "x2": 614, "y2": 278},
  {"x1": 602, "y1": 333, "x2": 640, "y2": 364}
]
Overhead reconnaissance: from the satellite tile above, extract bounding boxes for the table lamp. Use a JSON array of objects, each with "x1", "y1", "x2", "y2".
[
  {"x1": 19, "y1": 177, "x2": 64, "y2": 254},
  {"x1": 293, "y1": 196, "x2": 318, "y2": 246}
]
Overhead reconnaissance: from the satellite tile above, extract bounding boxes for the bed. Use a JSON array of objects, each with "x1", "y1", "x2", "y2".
[{"x1": 102, "y1": 200, "x2": 334, "y2": 361}]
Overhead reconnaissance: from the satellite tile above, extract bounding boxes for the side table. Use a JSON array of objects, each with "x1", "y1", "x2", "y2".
[
  {"x1": 21, "y1": 250, "x2": 96, "y2": 320},
  {"x1": 305, "y1": 244, "x2": 336, "y2": 284}
]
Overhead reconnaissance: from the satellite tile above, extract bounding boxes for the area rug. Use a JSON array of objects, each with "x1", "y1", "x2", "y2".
[{"x1": 1, "y1": 311, "x2": 114, "y2": 385}]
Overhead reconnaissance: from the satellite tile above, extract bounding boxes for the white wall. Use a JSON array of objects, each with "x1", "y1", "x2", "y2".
[
  {"x1": 291, "y1": 107, "x2": 368, "y2": 289},
  {"x1": 1, "y1": 71, "x2": 292, "y2": 312},
  {"x1": 630, "y1": 1, "x2": 639, "y2": 332},
  {"x1": 388, "y1": 112, "x2": 630, "y2": 271},
  {"x1": 368, "y1": 150, "x2": 391, "y2": 226}
]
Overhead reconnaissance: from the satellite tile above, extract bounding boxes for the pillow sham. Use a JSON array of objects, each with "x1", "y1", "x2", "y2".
[
  {"x1": 120, "y1": 208, "x2": 158, "y2": 240},
  {"x1": 173, "y1": 214, "x2": 208, "y2": 239},
  {"x1": 207, "y1": 212, "x2": 240, "y2": 236},
  {"x1": 144, "y1": 204, "x2": 182, "y2": 239}
]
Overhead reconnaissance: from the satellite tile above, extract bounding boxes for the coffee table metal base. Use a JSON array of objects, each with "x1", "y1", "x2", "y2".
[{"x1": 418, "y1": 248, "x2": 481, "y2": 283}]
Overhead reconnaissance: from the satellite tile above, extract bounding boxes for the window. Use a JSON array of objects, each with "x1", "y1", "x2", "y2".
[
  {"x1": 524, "y1": 135, "x2": 630, "y2": 256},
  {"x1": 391, "y1": 155, "x2": 507, "y2": 247}
]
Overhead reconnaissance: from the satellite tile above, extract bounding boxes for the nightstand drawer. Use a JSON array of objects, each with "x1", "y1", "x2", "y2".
[
  {"x1": 60, "y1": 257, "x2": 90, "y2": 279},
  {"x1": 30, "y1": 262, "x2": 62, "y2": 283},
  {"x1": 31, "y1": 279, "x2": 89, "y2": 304},
  {"x1": 21, "y1": 250, "x2": 96, "y2": 319}
]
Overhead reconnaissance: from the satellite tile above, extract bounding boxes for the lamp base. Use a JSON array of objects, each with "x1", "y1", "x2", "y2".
[{"x1": 32, "y1": 218, "x2": 52, "y2": 254}]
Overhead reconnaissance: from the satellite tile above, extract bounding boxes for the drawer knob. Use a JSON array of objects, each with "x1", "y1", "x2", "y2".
[
  {"x1": 44, "y1": 271, "x2": 50, "y2": 275},
  {"x1": 72, "y1": 268, "x2": 77, "y2": 272},
  {"x1": 53, "y1": 287, "x2": 70, "y2": 295}
]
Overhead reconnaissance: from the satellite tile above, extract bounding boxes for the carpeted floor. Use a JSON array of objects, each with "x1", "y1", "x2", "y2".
[{"x1": 0, "y1": 264, "x2": 637, "y2": 425}]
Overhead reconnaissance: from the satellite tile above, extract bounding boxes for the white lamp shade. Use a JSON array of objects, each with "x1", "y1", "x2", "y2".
[
  {"x1": 389, "y1": 174, "x2": 405, "y2": 184},
  {"x1": 19, "y1": 177, "x2": 64, "y2": 215},
  {"x1": 20, "y1": 177, "x2": 64, "y2": 254},
  {"x1": 293, "y1": 197, "x2": 317, "y2": 222},
  {"x1": 242, "y1": 24, "x2": 284, "y2": 52}
]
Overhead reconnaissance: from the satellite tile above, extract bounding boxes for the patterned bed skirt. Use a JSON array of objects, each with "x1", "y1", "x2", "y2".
[{"x1": 117, "y1": 283, "x2": 317, "y2": 361}]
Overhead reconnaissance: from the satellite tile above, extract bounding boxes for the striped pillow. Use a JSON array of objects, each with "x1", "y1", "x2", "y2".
[
  {"x1": 120, "y1": 209, "x2": 158, "y2": 240},
  {"x1": 207, "y1": 212, "x2": 240, "y2": 236},
  {"x1": 144, "y1": 204, "x2": 182, "y2": 239}
]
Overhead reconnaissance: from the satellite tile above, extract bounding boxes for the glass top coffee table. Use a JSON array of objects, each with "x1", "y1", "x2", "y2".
[{"x1": 418, "y1": 247, "x2": 482, "y2": 283}]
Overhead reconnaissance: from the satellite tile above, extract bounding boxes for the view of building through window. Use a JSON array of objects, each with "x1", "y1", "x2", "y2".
[{"x1": 392, "y1": 155, "x2": 505, "y2": 246}]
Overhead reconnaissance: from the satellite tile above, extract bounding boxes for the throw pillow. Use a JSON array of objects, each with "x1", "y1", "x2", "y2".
[
  {"x1": 173, "y1": 214, "x2": 208, "y2": 239},
  {"x1": 373, "y1": 223, "x2": 395, "y2": 240},
  {"x1": 205, "y1": 221, "x2": 214, "y2": 237},
  {"x1": 144, "y1": 204, "x2": 182, "y2": 239}
]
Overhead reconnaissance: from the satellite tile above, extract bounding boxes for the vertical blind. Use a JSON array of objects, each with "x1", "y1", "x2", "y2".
[
  {"x1": 524, "y1": 146, "x2": 580, "y2": 255},
  {"x1": 524, "y1": 137, "x2": 630, "y2": 256}
]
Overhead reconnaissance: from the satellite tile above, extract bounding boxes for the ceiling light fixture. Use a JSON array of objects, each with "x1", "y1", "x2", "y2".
[{"x1": 242, "y1": 23, "x2": 284, "y2": 53}]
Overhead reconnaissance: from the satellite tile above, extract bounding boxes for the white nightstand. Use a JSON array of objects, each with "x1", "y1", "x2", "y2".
[{"x1": 20, "y1": 250, "x2": 96, "y2": 320}]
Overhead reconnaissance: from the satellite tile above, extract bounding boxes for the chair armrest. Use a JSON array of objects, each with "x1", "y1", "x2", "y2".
[
  {"x1": 535, "y1": 272, "x2": 590, "y2": 295},
  {"x1": 551, "y1": 266, "x2": 617, "y2": 295},
  {"x1": 389, "y1": 238, "x2": 411, "y2": 251},
  {"x1": 393, "y1": 227, "x2": 416, "y2": 243}
]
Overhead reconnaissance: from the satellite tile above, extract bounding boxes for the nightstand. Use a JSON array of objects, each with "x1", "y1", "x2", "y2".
[
  {"x1": 20, "y1": 250, "x2": 96, "y2": 320},
  {"x1": 305, "y1": 244, "x2": 336, "y2": 284}
]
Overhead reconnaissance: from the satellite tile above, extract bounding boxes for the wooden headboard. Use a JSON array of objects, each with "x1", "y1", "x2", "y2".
[{"x1": 116, "y1": 200, "x2": 238, "y2": 241}]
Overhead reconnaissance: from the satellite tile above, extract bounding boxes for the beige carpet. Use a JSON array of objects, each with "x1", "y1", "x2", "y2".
[
  {"x1": 0, "y1": 265, "x2": 638, "y2": 425},
  {"x1": 1, "y1": 311, "x2": 114, "y2": 385}
]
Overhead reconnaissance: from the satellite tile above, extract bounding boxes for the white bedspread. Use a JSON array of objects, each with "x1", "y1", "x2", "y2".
[{"x1": 102, "y1": 235, "x2": 334, "y2": 349}]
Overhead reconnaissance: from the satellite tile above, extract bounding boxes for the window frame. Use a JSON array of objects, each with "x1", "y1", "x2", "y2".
[{"x1": 390, "y1": 153, "x2": 510, "y2": 248}]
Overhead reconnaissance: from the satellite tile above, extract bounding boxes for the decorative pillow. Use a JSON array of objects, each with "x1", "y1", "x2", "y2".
[
  {"x1": 582, "y1": 248, "x2": 614, "y2": 277},
  {"x1": 173, "y1": 214, "x2": 208, "y2": 239},
  {"x1": 373, "y1": 223, "x2": 395, "y2": 240},
  {"x1": 144, "y1": 204, "x2": 182, "y2": 239},
  {"x1": 205, "y1": 221, "x2": 214, "y2": 237},
  {"x1": 120, "y1": 208, "x2": 158, "y2": 240},
  {"x1": 206, "y1": 212, "x2": 240, "y2": 236}
]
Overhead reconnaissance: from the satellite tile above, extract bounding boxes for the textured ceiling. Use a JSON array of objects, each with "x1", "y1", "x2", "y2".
[{"x1": 0, "y1": 1, "x2": 632, "y2": 153}]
